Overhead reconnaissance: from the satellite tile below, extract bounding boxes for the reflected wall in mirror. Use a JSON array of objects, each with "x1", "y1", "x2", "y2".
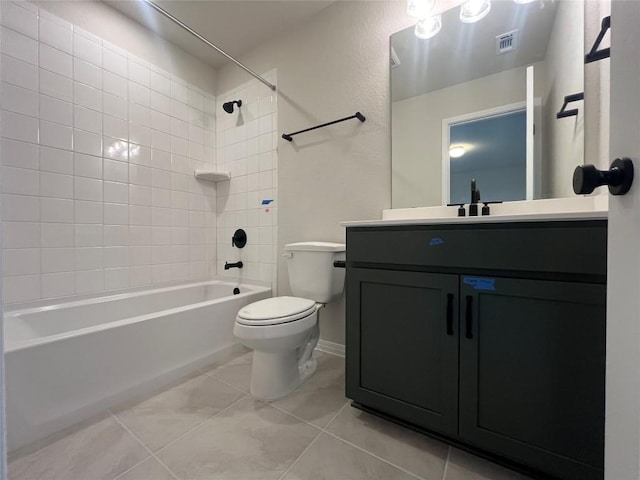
[{"x1": 391, "y1": 0, "x2": 585, "y2": 208}]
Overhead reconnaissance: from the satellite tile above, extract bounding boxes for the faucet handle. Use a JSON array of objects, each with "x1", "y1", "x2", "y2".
[
  {"x1": 232, "y1": 229, "x2": 247, "y2": 248},
  {"x1": 447, "y1": 203, "x2": 466, "y2": 217}
]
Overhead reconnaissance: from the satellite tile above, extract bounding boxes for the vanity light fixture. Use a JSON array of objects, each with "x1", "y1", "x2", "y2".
[
  {"x1": 415, "y1": 15, "x2": 442, "y2": 40},
  {"x1": 407, "y1": 0, "x2": 436, "y2": 19},
  {"x1": 449, "y1": 145, "x2": 466, "y2": 158},
  {"x1": 459, "y1": 0, "x2": 492, "y2": 23}
]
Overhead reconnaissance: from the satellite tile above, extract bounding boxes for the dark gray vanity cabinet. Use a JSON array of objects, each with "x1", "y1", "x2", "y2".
[
  {"x1": 345, "y1": 268, "x2": 459, "y2": 437},
  {"x1": 345, "y1": 220, "x2": 607, "y2": 480}
]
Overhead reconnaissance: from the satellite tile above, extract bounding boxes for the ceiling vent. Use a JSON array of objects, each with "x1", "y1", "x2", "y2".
[
  {"x1": 390, "y1": 46, "x2": 401, "y2": 68},
  {"x1": 496, "y1": 30, "x2": 518, "y2": 55}
]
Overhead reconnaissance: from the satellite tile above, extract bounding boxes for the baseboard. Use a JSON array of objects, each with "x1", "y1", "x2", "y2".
[{"x1": 316, "y1": 339, "x2": 345, "y2": 357}]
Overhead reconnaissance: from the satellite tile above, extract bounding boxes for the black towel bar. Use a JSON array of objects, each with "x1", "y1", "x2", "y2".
[
  {"x1": 282, "y1": 112, "x2": 365, "y2": 142},
  {"x1": 557, "y1": 92, "x2": 584, "y2": 119},
  {"x1": 585, "y1": 16, "x2": 610, "y2": 64}
]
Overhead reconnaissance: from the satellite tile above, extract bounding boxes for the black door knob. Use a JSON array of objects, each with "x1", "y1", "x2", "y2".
[{"x1": 573, "y1": 157, "x2": 634, "y2": 195}]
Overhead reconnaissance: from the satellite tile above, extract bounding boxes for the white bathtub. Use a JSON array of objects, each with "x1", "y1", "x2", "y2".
[{"x1": 3, "y1": 280, "x2": 270, "y2": 452}]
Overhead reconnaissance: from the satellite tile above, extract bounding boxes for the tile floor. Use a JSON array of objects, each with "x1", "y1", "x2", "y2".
[{"x1": 8, "y1": 349, "x2": 533, "y2": 480}]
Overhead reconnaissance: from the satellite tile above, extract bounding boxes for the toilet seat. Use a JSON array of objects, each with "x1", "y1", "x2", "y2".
[{"x1": 236, "y1": 296, "x2": 317, "y2": 326}]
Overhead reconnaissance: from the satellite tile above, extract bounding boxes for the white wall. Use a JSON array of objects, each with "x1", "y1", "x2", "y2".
[
  {"x1": 0, "y1": 1, "x2": 218, "y2": 304},
  {"x1": 31, "y1": 0, "x2": 216, "y2": 94},
  {"x1": 542, "y1": 0, "x2": 585, "y2": 199},
  {"x1": 392, "y1": 66, "x2": 529, "y2": 208},
  {"x1": 215, "y1": 1, "x2": 415, "y2": 344},
  {"x1": 584, "y1": 0, "x2": 610, "y2": 172},
  {"x1": 215, "y1": 72, "x2": 278, "y2": 287}
]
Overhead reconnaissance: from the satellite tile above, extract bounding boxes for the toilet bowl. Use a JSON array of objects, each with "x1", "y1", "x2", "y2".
[
  {"x1": 234, "y1": 296, "x2": 322, "y2": 400},
  {"x1": 233, "y1": 241, "x2": 345, "y2": 400}
]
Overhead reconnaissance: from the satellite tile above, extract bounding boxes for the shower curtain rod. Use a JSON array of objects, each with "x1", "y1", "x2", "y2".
[{"x1": 143, "y1": 0, "x2": 277, "y2": 92}]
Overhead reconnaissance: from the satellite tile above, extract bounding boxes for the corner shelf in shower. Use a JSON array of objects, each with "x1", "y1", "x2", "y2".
[{"x1": 194, "y1": 170, "x2": 231, "y2": 182}]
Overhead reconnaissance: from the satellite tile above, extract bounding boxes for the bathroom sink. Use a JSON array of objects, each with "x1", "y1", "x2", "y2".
[{"x1": 341, "y1": 196, "x2": 608, "y2": 227}]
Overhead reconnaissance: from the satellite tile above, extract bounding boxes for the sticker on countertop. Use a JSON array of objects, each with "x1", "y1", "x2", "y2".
[
  {"x1": 463, "y1": 277, "x2": 496, "y2": 291},
  {"x1": 261, "y1": 199, "x2": 274, "y2": 205},
  {"x1": 429, "y1": 237, "x2": 444, "y2": 246}
]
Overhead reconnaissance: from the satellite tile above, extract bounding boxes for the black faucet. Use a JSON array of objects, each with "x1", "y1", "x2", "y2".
[
  {"x1": 469, "y1": 179, "x2": 481, "y2": 216},
  {"x1": 224, "y1": 261, "x2": 243, "y2": 270}
]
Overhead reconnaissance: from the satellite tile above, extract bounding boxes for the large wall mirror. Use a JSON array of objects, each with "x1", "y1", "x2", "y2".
[{"x1": 391, "y1": 0, "x2": 599, "y2": 208}]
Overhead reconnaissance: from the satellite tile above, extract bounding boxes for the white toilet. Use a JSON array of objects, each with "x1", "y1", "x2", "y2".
[{"x1": 233, "y1": 241, "x2": 346, "y2": 400}]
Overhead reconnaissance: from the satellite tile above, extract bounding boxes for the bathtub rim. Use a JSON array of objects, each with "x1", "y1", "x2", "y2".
[
  {"x1": 3, "y1": 277, "x2": 271, "y2": 313},
  {"x1": 4, "y1": 279, "x2": 271, "y2": 354}
]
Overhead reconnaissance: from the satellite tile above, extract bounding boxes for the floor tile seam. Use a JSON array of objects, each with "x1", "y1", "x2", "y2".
[
  {"x1": 108, "y1": 409, "x2": 156, "y2": 457},
  {"x1": 264, "y1": 401, "x2": 332, "y2": 431},
  {"x1": 107, "y1": 410, "x2": 156, "y2": 480},
  {"x1": 111, "y1": 456, "x2": 152, "y2": 480},
  {"x1": 321, "y1": 430, "x2": 427, "y2": 480},
  {"x1": 149, "y1": 452, "x2": 182, "y2": 480},
  {"x1": 201, "y1": 370, "x2": 250, "y2": 395},
  {"x1": 440, "y1": 446, "x2": 452, "y2": 480},
  {"x1": 275, "y1": 399, "x2": 349, "y2": 480},
  {"x1": 275, "y1": 428, "x2": 324, "y2": 480},
  {"x1": 320, "y1": 400, "x2": 351, "y2": 432},
  {"x1": 151, "y1": 393, "x2": 249, "y2": 457}
]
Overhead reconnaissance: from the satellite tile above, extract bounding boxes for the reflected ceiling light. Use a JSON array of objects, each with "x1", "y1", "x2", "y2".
[
  {"x1": 407, "y1": 0, "x2": 436, "y2": 19},
  {"x1": 513, "y1": 0, "x2": 536, "y2": 3},
  {"x1": 459, "y1": 0, "x2": 492, "y2": 23},
  {"x1": 449, "y1": 145, "x2": 466, "y2": 158},
  {"x1": 415, "y1": 15, "x2": 442, "y2": 39},
  {"x1": 106, "y1": 140, "x2": 129, "y2": 160}
]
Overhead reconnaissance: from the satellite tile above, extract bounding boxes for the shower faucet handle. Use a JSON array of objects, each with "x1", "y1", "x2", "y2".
[{"x1": 232, "y1": 228, "x2": 247, "y2": 248}]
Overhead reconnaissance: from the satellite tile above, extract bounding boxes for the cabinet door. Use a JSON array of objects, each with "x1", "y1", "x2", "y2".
[
  {"x1": 346, "y1": 268, "x2": 459, "y2": 436},
  {"x1": 459, "y1": 277, "x2": 605, "y2": 480}
]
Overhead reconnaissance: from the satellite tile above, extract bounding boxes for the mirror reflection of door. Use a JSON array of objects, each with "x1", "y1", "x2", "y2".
[{"x1": 447, "y1": 109, "x2": 526, "y2": 205}]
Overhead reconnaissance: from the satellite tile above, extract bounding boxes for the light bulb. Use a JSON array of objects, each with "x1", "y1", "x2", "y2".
[
  {"x1": 415, "y1": 15, "x2": 442, "y2": 39},
  {"x1": 407, "y1": 0, "x2": 436, "y2": 19},
  {"x1": 449, "y1": 145, "x2": 466, "y2": 158},
  {"x1": 459, "y1": 0, "x2": 492, "y2": 23}
]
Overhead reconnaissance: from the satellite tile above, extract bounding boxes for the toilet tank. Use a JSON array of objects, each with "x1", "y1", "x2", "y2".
[{"x1": 285, "y1": 242, "x2": 346, "y2": 304}]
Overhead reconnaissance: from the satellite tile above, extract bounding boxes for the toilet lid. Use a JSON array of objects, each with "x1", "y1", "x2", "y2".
[{"x1": 237, "y1": 296, "x2": 317, "y2": 326}]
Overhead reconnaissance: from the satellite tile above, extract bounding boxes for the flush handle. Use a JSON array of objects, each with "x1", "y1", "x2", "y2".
[{"x1": 573, "y1": 157, "x2": 634, "y2": 195}]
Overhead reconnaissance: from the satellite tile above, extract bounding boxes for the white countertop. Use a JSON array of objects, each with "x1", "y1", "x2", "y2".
[
  {"x1": 341, "y1": 196, "x2": 608, "y2": 227},
  {"x1": 341, "y1": 210, "x2": 607, "y2": 227}
]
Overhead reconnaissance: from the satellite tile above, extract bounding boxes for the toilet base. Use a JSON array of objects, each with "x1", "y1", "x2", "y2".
[{"x1": 250, "y1": 349, "x2": 313, "y2": 400}]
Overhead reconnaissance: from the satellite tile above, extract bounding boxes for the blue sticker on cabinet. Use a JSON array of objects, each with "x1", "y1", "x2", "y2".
[{"x1": 463, "y1": 277, "x2": 496, "y2": 291}]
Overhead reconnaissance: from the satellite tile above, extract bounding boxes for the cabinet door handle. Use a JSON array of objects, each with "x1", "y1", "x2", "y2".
[
  {"x1": 446, "y1": 293, "x2": 454, "y2": 336},
  {"x1": 465, "y1": 295, "x2": 473, "y2": 339}
]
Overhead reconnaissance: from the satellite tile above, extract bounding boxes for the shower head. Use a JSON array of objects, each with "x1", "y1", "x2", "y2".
[{"x1": 223, "y1": 100, "x2": 242, "y2": 114}]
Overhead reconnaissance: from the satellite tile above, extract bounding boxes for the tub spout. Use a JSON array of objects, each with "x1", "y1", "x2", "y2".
[{"x1": 224, "y1": 261, "x2": 243, "y2": 270}]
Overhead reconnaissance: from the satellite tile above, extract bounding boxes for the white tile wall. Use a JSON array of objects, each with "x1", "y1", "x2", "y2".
[
  {"x1": 0, "y1": 2, "x2": 218, "y2": 304},
  {"x1": 216, "y1": 72, "x2": 278, "y2": 287}
]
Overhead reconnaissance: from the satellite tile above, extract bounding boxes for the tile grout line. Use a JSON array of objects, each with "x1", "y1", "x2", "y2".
[
  {"x1": 313, "y1": 395, "x2": 431, "y2": 480},
  {"x1": 262, "y1": 393, "x2": 429, "y2": 480},
  {"x1": 276, "y1": 398, "x2": 350, "y2": 480},
  {"x1": 151, "y1": 393, "x2": 249, "y2": 457},
  {"x1": 321, "y1": 430, "x2": 426, "y2": 480},
  {"x1": 108, "y1": 406, "x2": 204, "y2": 480},
  {"x1": 267, "y1": 399, "x2": 349, "y2": 430},
  {"x1": 108, "y1": 405, "x2": 201, "y2": 480},
  {"x1": 107, "y1": 410, "x2": 158, "y2": 480},
  {"x1": 199, "y1": 368, "x2": 250, "y2": 396},
  {"x1": 441, "y1": 446, "x2": 452, "y2": 480}
]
